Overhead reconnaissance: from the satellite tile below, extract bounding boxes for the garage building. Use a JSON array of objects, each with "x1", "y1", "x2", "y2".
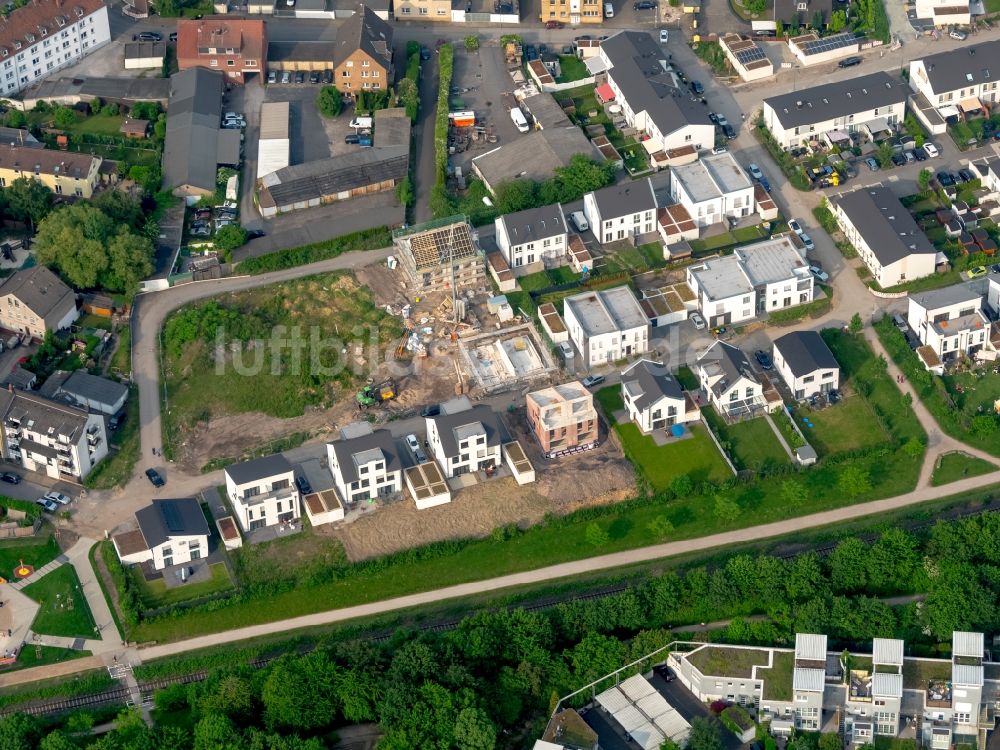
[
  {"x1": 257, "y1": 101, "x2": 290, "y2": 180},
  {"x1": 267, "y1": 41, "x2": 337, "y2": 72}
]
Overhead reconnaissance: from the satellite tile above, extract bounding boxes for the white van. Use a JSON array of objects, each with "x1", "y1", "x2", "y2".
[
  {"x1": 569, "y1": 211, "x2": 589, "y2": 232},
  {"x1": 510, "y1": 107, "x2": 530, "y2": 133},
  {"x1": 604, "y1": 2, "x2": 614, "y2": 16}
]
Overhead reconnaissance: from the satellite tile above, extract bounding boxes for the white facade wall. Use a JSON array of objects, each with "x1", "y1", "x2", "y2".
[
  {"x1": 425, "y1": 419, "x2": 501, "y2": 478},
  {"x1": 906, "y1": 295, "x2": 991, "y2": 361},
  {"x1": 670, "y1": 174, "x2": 755, "y2": 229},
  {"x1": 624, "y1": 392, "x2": 692, "y2": 433},
  {"x1": 909, "y1": 60, "x2": 1000, "y2": 111},
  {"x1": 832, "y1": 202, "x2": 937, "y2": 288},
  {"x1": 149, "y1": 533, "x2": 208, "y2": 570},
  {"x1": 8, "y1": 411, "x2": 107, "y2": 480},
  {"x1": 224, "y1": 467, "x2": 301, "y2": 533},
  {"x1": 583, "y1": 192, "x2": 656, "y2": 244},
  {"x1": 0, "y1": 5, "x2": 111, "y2": 97},
  {"x1": 494, "y1": 220, "x2": 567, "y2": 270},
  {"x1": 772, "y1": 354, "x2": 840, "y2": 400},
  {"x1": 327, "y1": 442, "x2": 402, "y2": 503},
  {"x1": 762, "y1": 98, "x2": 905, "y2": 150},
  {"x1": 564, "y1": 310, "x2": 649, "y2": 367}
]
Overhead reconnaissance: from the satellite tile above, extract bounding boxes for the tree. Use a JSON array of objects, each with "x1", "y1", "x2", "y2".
[
  {"x1": 742, "y1": 0, "x2": 766, "y2": 14},
  {"x1": 396, "y1": 176, "x2": 415, "y2": 207},
  {"x1": 0, "y1": 714, "x2": 41, "y2": 750},
  {"x1": 670, "y1": 474, "x2": 693, "y2": 497},
  {"x1": 34, "y1": 203, "x2": 111, "y2": 288},
  {"x1": 838, "y1": 464, "x2": 872, "y2": 498},
  {"x1": 213, "y1": 225, "x2": 248, "y2": 254},
  {"x1": 53, "y1": 106, "x2": 76, "y2": 129},
  {"x1": 713, "y1": 494, "x2": 740, "y2": 522},
  {"x1": 687, "y1": 717, "x2": 724, "y2": 750},
  {"x1": 828, "y1": 9, "x2": 847, "y2": 31},
  {"x1": 780, "y1": 479, "x2": 807, "y2": 507},
  {"x1": 39, "y1": 731, "x2": 77, "y2": 750},
  {"x1": 494, "y1": 179, "x2": 536, "y2": 214},
  {"x1": 902, "y1": 438, "x2": 924, "y2": 460},
  {"x1": 397, "y1": 77, "x2": 419, "y2": 121},
  {"x1": 4, "y1": 109, "x2": 25, "y2": 128},
  {"x1": 7, "y1": 176, "x2": 53, "y2": 231},
  {"x1": 464, "y1": 35, "x2": 480, "y2": 51},
  {"x1": 153, "y1": 114, "x2": 167, "y2": 140},
  {"x1": 102, "y1": 103, "x2": 119, "y2": 117},
  {"x1": 849, "y1": 312, "x2": 863, "y2": 334},
  {"x1": 552, "y1": 154, "x2": 615, "y2": 202},
  {"x1": 193, "y1": 714, "x2": 242, "y2": 750},
  {"x1": 130, "y1": 101, "x2": 162, "y2": 120},
  {"x1": 647, "y1": 515, "x2": 675, "y2": 538},
  {"x1": 818, "y1": 733, "x2": 841, "y2": 750},
  {"x1": 918, "y1": 167, "x2": 934, "y2": 194},
  {"x1": 811, "y1": 10, "x2": 824, "y2": 28},
  {"x1": 453, "y1": 707, "x2": 496, "y2": 750},
  {"x1": 93, "y1": 190, "x2": 143, "y2": 229},
  {"x1": 316, "y1": 86, "x2": 343, "y2": 118},
  {"x1": 828, "y1": 537, "x2": 868, "y2": 593},
  {"x1": 775, "y1": 19, "x2": 784, "y2": 37},
  {"x1": 585, "y1": 522, "x2": 609, "y2": 547}
]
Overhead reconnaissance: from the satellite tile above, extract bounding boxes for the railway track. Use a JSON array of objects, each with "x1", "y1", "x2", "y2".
[{"x1": 7, "y1": 500, "x2": 998, "y2": 718}]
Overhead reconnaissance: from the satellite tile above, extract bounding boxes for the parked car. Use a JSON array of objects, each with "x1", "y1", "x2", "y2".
[
  {"x1": 581, "y1": 374, "x2": 606, "y2": 388},
  {"x1": 268, "y1": 70, "x2": 277, "y2": 84},
  {"x1": 990, "y1": 263, "x2": 1000, "y2": 274},
  {"x1": 913, "y1": 147, "x2": 928, "y2": 162},
  {"x1": 787, "y1": 218, "x2": 803, "y2": 235},
  {"x1": 545, "y1": 19, "x2": 564, "y2": 27},
  {"x1": 0, "y1": 472, "x2": 20, "y2": 484},
  {"x1": 420, "y1": 403, "x2": 441, "y2": 418},
  {"x1": 309, "y1": 70, "x2": 320, "y2": 83},
  {"x1": 634, "y1": 0, "x2": 656, "y2": 8},
  {"x1": 295, "y1": 71, "x2": 305, "y2": 83},
  {"x1": 323, "y1": 69, "x2": 333, "y2": 84},
  {"x1": 949, "y1": 29, "x2": 968, "y2": 40},
  {"x1": 558, "y1": 341, "x2": 575, "y2": 360},
  {"x1": 838, "y1": 56, "x2": 862, "y2": 68},
  {"x1": 922, "y1": 143, "x2": 940, "y2": 158},
  {"x1": 968, "y1": 265, "x2": 989, "y2": 278},
  {"x1": 689, "y1": 80, "x2": 704, "y2": 95},
  {"x1": 524, "y1": 44, "x2": 538, "y2": 61},
  {"x1": 405, "y1": 434, "x2": 427, "y2": 463},
  {"x1": 44, "y1": 491, "x2": 71, "y2": 506},
  {"x1": 747, "y1": 163, "x2": 764, "y2": 181},
  {"x1": 420, "y1": 46, "x2": 431, "y2": 60},
  {"x1": 569, "y1": 210, "x2": 589, "y2": 232},
  {"x1": 295, "y1": 475, "x2": 312, "y2": 495},
  {"x1": 146, "y1": 468, "x2": 165, "y2": 487},
  {"x1": 35, "y1": 497, "x2": 58, "y2": 513},
  {"x1": 799, "y1": 233, "x2": 814, "y2": 251},
  {"x1": 722, "y1": 124, "x2": 736, "y2": 140},
  {"x1": 711, "y1": 145, "x2": 727, "y2": 154},
  {"x1": 890, "y1": 153, "x2": 906, "y2": 167},
  {"x1": 708, "y1": 112, "x2": 719, "y2": 124},
  {"x1": 903, "y1": 150, "x2": 916, "y2": 164},
  {"x1": 659, "y1": 28, "x2": 669, "y2": 43},
  {"x1": 937, "y1": 171, "x2": 956, "y2": 187},
  {"x1": 864, "y1": 157, "x2": 879, "y2": 171},
  {"x1": 754, "y1": 350, "x2": 773, "y2": 370},
  {"x1": 190, "y1": 226, "x2": 211, "y2": 237},
  {"x1": 345, "y1": 133, "x2": 361, "y2": 145},
  {"x1": 281, "y1": 71, "x2": 291, "y2": 84},
  {"x1": 957, "y1": 168, "x2": 974, "y2": 183},
  {"x1": 133, "y1": 31, "x2": 162, "y2": 42},
  {"x1": 715, "y1": 113, "x2": 729, "y2": 128},
  {"x1": 809, "y1": 265, "x2": 829, "y2": 282},
  {"x1": 690, "y1": 311, "x2": 706, "y2": 330}
]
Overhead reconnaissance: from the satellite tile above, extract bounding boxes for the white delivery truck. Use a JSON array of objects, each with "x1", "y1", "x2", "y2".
[{"x1": 510, "y1": 106, "x2": 530, "y2": 133}]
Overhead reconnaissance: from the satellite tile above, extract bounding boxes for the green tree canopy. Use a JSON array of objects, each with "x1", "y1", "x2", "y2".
[
  {"x1": 7, "y1": 176, "x2": 54, "y2": 231},
  {"x1": 316, "y1": 86, "x2": 343, "y2": 118}
]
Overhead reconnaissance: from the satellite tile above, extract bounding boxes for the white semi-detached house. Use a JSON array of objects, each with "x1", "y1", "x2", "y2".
[
  {"x1": 493, "y1": 203, "x2": 568, "y2": 273},
  {"x1": 907, "y1": 282, "x2": 994, "y2": 371},
  {"x1": 969, "y1": 156, "x2": 1000, "y2": 196},
  {"x1": 0, "y1": 388, "x2": 107, "y2": 481},
  {"x1": 761, "y1": 72, "x2": 908, "y2": 150},
  {"x1": 686, "y1": 235, "x2": 814, "y2": 327},
  {"x1": 831, "y1": 186, "x2": 937, "y2": 289},
  {"x1": 0, "y1": 0, "x2": 110, "y2": 97},
  {"x1": 223, "y1": 453, "x2": 301, "y2": 533},
  {"x1": 327, "y1": 421, "x2": 403, "y2": 503},
  {"x1": 583, "y1": 179, "x2": 657, "y2": 245},
  {"x1": 697, "y1": 340, "x2": 771, "y2": 417},
  {"x1": 563, "y1": 285, "x2": 649, "y2": 367},
  {"x1": 599, "y1": 31, "x2": 714, "y2": 154},
  {"x1": 669, "y1": 152, "x2": 755, "y2": 228},
  {"x1": 620, "y1": 359, "x2": 697, "y2": 434},
  {"x1": 908, "y1": 41, "x2": 1000, "y2": 124},
  {"x1": 426, "y1": 397, "x2": 504, "y2": 478},
  {"x1": 772, "y1": 330, "x2": 840, "y2": 400}
]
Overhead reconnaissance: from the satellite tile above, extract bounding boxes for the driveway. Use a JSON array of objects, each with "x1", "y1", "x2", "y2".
[{"x1": 413, "y1": 46, "x2": 440, "y2": 224}]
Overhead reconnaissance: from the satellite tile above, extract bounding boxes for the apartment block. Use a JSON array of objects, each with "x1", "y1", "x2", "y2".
[
  {"x1": 0, "y1": 145, "x2": 101, "y2": 199},
  {"x1": 327, "y1": 421, "x2": 403, "y2": 503},
  {"x1": 223, "y1": 453, "x2": 301, "y2": 533},
  {"x1": 426, "y1": 397, "x2": 504, "y2": 478},
  {"x1": 539, "y1": 0, "x2": 603, "y2": 24},
  {"x1": 525, "y1": 381, "x2": 598, "y2": 456}
]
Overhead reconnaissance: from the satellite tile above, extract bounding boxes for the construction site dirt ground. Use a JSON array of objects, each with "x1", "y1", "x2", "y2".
[{"x1": 332, "y1": 411, "x2": 637, "y2": 561}]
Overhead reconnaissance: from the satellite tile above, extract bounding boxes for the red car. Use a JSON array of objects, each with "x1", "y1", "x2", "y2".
[{"x1": 545, "y1": 19, "x2": 565, "y2": 28}]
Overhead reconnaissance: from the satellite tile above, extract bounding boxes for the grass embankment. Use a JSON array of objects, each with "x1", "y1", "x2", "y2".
[{"x1": 22, "y1": 565, "x2": 97, "y2": 639}]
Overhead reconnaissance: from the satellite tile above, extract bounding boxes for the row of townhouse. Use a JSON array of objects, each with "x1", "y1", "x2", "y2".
[
  {"x1": 906, "y1": 273, "x2": 1000, "y2": 372},
  {"x1": 669, "y1": 631, "x2": 995, "y2": 749},
  {"x1": 761, "y1": 45, "x2": 997, "y2": 152}
]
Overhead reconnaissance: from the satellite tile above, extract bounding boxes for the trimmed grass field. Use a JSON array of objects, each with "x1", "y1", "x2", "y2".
[
  {"x1": 22, "y1": 565, "x2": 96, "y2": 639},
  {"x1": 703, "y1": 411, "x2": 788, "y2": 472},
  {"x1": 760, "y1": 650, "x2": 794, "y2": 700},
  {"x1": 930, "y1": 452, "x2": 998, "y2": 487},
  {"x1": 15, "y1": 645, "x2": 91, "y2": 670},
  {"x1": 687, "y1": 647, "x2": 769, "y2": 678},
  {"x1": 614, "y1": 422, "x2": 734, "y2": 489},
  {"x1": 0, "y1": 536, "x2": 60, "y2": 580},
  {"x1": 131, "y1": 561, "x2": 234, "y2": 608},
  {"x1": 557, "y1": 55, "x2": 589, "y2": 83},
  {"x1": 790, "y1": 396, "x2": 887, "y2": 457}
]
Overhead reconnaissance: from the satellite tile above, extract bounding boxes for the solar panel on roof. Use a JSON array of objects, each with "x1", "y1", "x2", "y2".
[
  {"x1": 802, "y1": 32, "x2": 857, "y2": 54},
  {"x1": 160, "y1": 501, "x2": 184, "y2": 532},
  {"x1": 734, "y1": 45, "x2": 766, "y2": 65}
]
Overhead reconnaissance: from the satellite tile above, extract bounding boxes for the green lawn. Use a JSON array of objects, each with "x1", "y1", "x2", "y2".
[
  {"x1": 902, "y1": 656, "x2": 951, "y2": 689},
  {"x1": 130, "y1": 562, "x2": 234, "y2": 608},
  {"x1": 518, "y1": 271, "x2": 552, "y2": 292},
  {"x1": 594, "y1": 385, "x2": 624, "y2": 418},
  {"x1": 790, "y1": 396, "x2": 887, "y2": 457},
  {"x1": 614, "y1": 421, "x2": 734, "y2": 490},
  {"x1": 84, "y1": 388, "x2": 139, "y2": 490},
  {"x1": 76, "y1": 314, "x2": 113, "y2": 332},
  {"x1": 687, "y1": 646, "x2": 769, "y2": 678},
  {"x1": 22, "y1": 565, "x2": 97, "y2": 639},
  {"x1": 64, "y1": 113, "x2": 126, "y2": 136},
  {"x1": 702, "y1": 411, "x2": 788, "y2": 472},
  {"x1": 760, "y1": 650, "x2": 794, "y2": 700},
  {"x1": 690, "y1": 224, "x2": 769, "y2": 255},
  {"x1": 15, "y1": 645, "x2": 91, "y2": 670},
  {"x1": 0, "y1": 535, "x2": 60, "y2": 580},
  {"x1": 930, "y1": 452, "x2": 998, "y2": 487},
  {"x1": 676, "y1": 366, "x2": 699, "y2": 391},
  {"x1": 556, "y1": 55, "x2": 590, "y2": 83}
]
